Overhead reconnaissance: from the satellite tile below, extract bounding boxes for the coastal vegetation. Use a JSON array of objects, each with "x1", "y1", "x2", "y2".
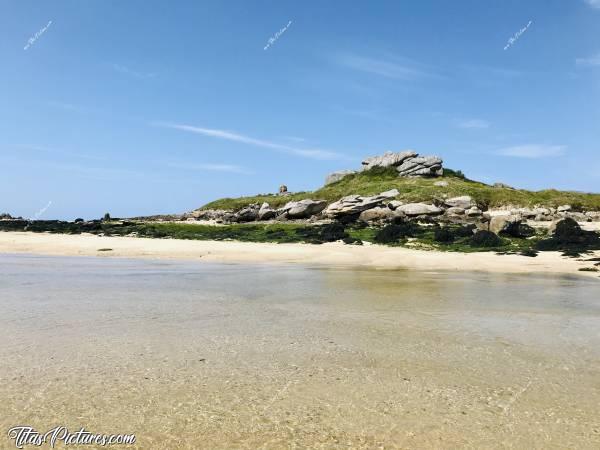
[{"x1": 200, "y1": 167, "x2": 600, "y2": 212}]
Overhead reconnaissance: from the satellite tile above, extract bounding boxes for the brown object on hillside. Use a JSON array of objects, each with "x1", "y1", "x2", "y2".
[{"x1": 279, "y1": 185, "x2": 288, "y2": 194}]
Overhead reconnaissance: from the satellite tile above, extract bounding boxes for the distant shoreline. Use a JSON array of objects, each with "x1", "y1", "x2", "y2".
[{"x1": 1, "y1": 231, "x2": 598, "y2": 279}]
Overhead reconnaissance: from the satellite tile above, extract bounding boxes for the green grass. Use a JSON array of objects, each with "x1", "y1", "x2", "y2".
[{"x1": 200, "y1": 167, "x2": 600, "y2": 211}]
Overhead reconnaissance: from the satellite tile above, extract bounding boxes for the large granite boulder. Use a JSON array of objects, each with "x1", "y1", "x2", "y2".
[
  {"x1": 396, "y1": 156, "x2": 443, "y2": 177},
  {"x1": 488, "y1": 214, "x2": 521, "y2": 234},
  {"x1": 358, "y1": 207, "x2": 404, "y2": 223},
  {"x1": 445, "y1": 206, "x2": 466, "y2": 216},
  {"x1": 354, "y1": 151, "x2": 444, "y2": 177},
  {"x1": 444, "y1": 196, "x2": 475, "y2": 209},
  {"x1": 324, "y1": 189, "x2": 399, "y2": 218},
  {"x1": 279, "y1": 199, "x2": 327, "y2": 219},
  {"x1": 361, "y1": 151, "x2": 417, "y2": 170},
  {"x1": 396, "y1": 203, "x2": 444, "y2": 216},
  {"x1": 466, "y1": 206, "x2": 483, "y2": 217},
  {"x1": 234, "y1": 204, "x2": 261, "y2": 222},
  {"x1": 257, "y1": 203, "x2": 277, "y2": 220},
  {"x1": 324, "y1": 170, "x2": 356, "y2": 185}
]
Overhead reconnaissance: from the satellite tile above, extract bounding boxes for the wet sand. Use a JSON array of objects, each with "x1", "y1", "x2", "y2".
[
  {"x1": 1, "y1": 254, "x2": 599, "y2": 449},
  {"x1": 1, "y1": 231, "x2": 599, "y2": 278}
]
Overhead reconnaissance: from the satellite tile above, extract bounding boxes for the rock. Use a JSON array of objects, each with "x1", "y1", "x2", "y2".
[
  {"x1": 396, "y1": 156, "x2": 443, "y2": 177},
  {"x1": 557, "y1": 205, "x2": 571, "y2": 213},
  {"x1": 517, "y1": 208, "x2": 537, "y2": 219},
  {"x1": 190, "y1": 209, "x2": 234, "y2": 223},
  {"x1": 470, "y1": 230, "x2": 502, "y2": 247},
  {"x1": 493, "y1": 182, "x2": 514, "y2": 189},
  {"x1": 434, "y1": 181, "x2": 449, "y2": 187},
  {"x1": 585, "y1": 211, "x2": 600, "y2": 221},
  {"x1": 565, "y1": 212, "x2": 588, "y2": 222},
  {"x1": 466, "y1": 207, "x2": 483, "y2": 217},
  {"x1": 489, "y1": 214, "x2": 521, "y2": 234},
  {"x1": 234, "y1": 204, "x2": 260, "y2": 222},
  {"x1": 359, "y1": 207, "x2": 404, "y2": 222},
  {"x1": 258, "y1": 203, "x2": 277, "y2": 220},
  {"x1": 533, "y1": 207, "x2": 551, "y2": 216},
  {"x1": 444, "y1": 196, "x2": 475, "y2": 209},
  {"x1": 324, "y1": 189, "x2": 399, "y2": 218},
  {"x1": 501, "y1": 221, "x2": 536, "y2": 238},
  {"x1": 386, "y1": 200, "x2": 405, "y2": 210},
  {"x1": 280, "y1": 199, "x2": 327, "y2": 219},
  {"x1": 445, "y1": 207, "x2": 465, "y2": 216},
  {"x1": 358, "y1": 151, "x2": 444, "y2": 177},
  {"x1": 324, "y1": 170, "x2": 356, "y2": 185},
  {"x1": 397, "y1": 203, "x2": 444, "y2": 216},
  {"x1": 361, "y1": 151, "x2": 417, "y2": 170}
]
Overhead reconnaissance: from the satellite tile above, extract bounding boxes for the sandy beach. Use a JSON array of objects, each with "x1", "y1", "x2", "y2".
[{"x1": 1, "y1": 231, "x2": 598, "y2": 278}]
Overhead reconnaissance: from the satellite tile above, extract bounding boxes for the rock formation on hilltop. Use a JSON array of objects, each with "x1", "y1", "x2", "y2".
[
  {"x1": 325, "y1": 151, "x2": 444, "y2": 185},
  {"x1": 362, "y1": 151, "x2": 443, "y2": 177}
]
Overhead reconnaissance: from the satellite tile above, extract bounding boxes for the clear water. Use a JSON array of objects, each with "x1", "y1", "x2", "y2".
[{"x1": 1, "y1": 254, "x2": 599, "y2": 449}]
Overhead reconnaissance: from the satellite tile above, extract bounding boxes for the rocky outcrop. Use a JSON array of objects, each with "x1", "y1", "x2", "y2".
[
  {"x1": 279, "y1": 199, "x2": 327, "y2": 219},
  {"x1": 324, "y1": 170, "x2": 356, "y2": 186},
  {"x1": 362, "y1": 151, "x2": 417, "y2": 170},
  {"x1": 324, "y1": 189, "x2": 399, "y2": 218},
  {"x1": 493, "y1": 182, "x2": 514, "y2": 189},
  {"x1": 360, "y1": 151, "x2": 443, "y2": 177},
  {"x1": 396, "y1": 156, "x2": 443, "y2": 177},
  {"x1": 190, "y1": 209, "x2": 234, "y2": 223}
]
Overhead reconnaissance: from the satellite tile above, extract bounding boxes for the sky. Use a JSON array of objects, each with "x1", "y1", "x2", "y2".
[{"x1": 1, "y1": 0, "x2": 599, "y2": 220}]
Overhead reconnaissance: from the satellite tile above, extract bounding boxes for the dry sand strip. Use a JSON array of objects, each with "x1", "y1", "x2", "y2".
[{"x1": 0, "y1": 231, "x2": 599, "y2": 278}]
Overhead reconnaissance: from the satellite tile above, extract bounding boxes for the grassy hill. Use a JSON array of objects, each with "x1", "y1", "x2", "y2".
[{"x1": 200, "y1": 168, "x2": 600, "y2": 212}]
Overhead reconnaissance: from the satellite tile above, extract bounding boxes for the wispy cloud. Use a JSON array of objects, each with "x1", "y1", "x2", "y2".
[
  {"x1": 155, "y1": 122, "x2": 350, "y2": 161},
  {"x1": 497, "y1": 144, "x2": 566, "y2": 158},
  {"x1": 457, "y1": 119, "x2": 490, "y2": 129},
  {"x1": 283, "y1": 136, "x2": 306, "y2": 143},
  {"x1": 112, "y1": 64, "x2": 156, "y2": 79},
  {"x1": 576, "y1": 53, "x2": 600, "y2": 67},
  {"x1": 167, "y1": 162, "x2": 252, "y2": 174},
  {"x1": 584, "y1": 0, "x2": 600, "y2": 9},
  {"x1": 336, "y1": 52, "x2": 438, "y2": 80}
]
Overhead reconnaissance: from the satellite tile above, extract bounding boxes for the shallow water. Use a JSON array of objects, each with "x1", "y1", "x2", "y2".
[{"x1": 1, "y1": 254, "x2": 599, "y2": 449}]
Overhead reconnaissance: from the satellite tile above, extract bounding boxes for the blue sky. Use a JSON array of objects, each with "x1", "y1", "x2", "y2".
[{"x1": 1, "y1": 0, "x2": 599, "y2": 220}]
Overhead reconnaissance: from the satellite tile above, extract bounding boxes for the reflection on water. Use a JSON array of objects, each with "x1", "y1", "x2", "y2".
[{"x1": 1, "y1": 254, "x2": 599, "y2": 449}]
